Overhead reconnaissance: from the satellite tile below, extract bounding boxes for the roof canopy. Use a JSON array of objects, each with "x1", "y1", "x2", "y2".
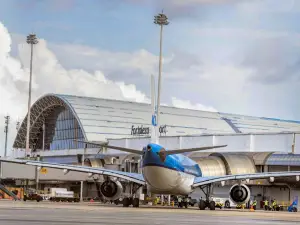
[{"x1": 14, "y1": 93, "x2": 300, "y2": 150}]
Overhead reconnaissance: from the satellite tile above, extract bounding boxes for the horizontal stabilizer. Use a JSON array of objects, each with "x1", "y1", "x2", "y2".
[
  {"x1": 74, "y1": 140, "x2": 227, "y2": 157},
  {"x1": 165, "y1": 145, "x2": 227, "y2": 155},
  {"x1": 73, "y1": 140, "x2": 143, "y2": 155}
]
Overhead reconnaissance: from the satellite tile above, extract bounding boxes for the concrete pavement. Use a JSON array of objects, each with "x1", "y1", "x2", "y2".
[{"x1": 0, "y1": 201, "x2": 298, "y2": 225}]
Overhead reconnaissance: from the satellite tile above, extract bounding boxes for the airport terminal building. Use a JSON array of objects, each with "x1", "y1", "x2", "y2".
[
  {"x1": 13, "y1": 93, "x2": 300, "y2": 152},
  {"x1": 4, "y1": 93, "x2": 300, "y2": 205}
]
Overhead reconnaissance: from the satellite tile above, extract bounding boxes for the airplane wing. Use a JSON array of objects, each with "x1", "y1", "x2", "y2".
[
  {"x1": 0, "y1": 158, "x2": 145, "y2": 185},
  {"x1": 192, "y1": 171, "x2": 300, "y2": 188}
]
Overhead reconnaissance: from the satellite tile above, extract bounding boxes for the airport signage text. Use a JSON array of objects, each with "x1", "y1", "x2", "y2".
[{"x1": 131, "y1": 125, "x2": 167, "y2": 136}]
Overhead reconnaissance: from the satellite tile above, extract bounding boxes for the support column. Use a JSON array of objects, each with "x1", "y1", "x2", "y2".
[
  {"x1": 292, "y1": 133, "x2": 296, "y2": 154},
  {"x1": 35, "y1": 155, "x2": 40, "y2": 191},
  {"x1": 80, "y1": 145, "x2": 86, "y2": 202},
  {"x1": 168, "y1": 195, "x2": 171, "y2": 206},
  {"x1": 179, "y1": 136, "x2": 183, "y2": 149},
  {"x1": 264, "y1": 165, "x2": 268, "y2": 173},
  {"x1": 42, "y1": 123, "x2": 45, "y2": 151},
  {"x1": 250, "y1": 134, "x2": 254, "y2": 152},
  {"x1": 0, "y1": 161, "x2": 2, "y2": 179},
  {"x1": 212, "y1": 135, "x2": 216, "y2": 147}
]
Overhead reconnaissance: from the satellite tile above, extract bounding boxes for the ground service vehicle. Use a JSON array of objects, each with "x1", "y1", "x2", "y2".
[
  {"x1": 23, "y1": 189, "x2": 43, "y2": 202},
  {"x1": 48, "y1": 188, "x2": 80, "y2": 202}
]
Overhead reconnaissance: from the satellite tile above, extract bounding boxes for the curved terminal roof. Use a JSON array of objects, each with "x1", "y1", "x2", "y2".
[{"x1": 14, "y1": 93, "x2": 300, "y2": 151}]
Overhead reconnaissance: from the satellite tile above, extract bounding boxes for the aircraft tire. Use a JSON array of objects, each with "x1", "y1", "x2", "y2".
[
  {"x1": 199, "y1": 200, "x2": 206, "y2": 210},
  {"x1": 209, "y1": 201, "x2": 216, "y2": 210},
  {"x1": 114, "y1": 199, "x2": 119, "y2": 205},
  {"x1": 224, "y1": 200, "x2": 230, "y2": 208},
  {"x1": 132, "y1": 198, "x2": 140, "y2": 208},
  {"x1": 123, "y1": 197, "x2": 130, "y2": 207}
]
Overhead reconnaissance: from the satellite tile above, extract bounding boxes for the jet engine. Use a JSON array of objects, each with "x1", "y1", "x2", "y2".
[
  {"x1": 100, "y1": 180, "x2": 123, "y2": 201},
  {"x1": 229, "y1": 184, "x2": 251, "y2": 205}
]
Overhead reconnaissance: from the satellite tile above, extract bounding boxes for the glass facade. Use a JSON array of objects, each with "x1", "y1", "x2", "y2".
[
  {"x1": 49, "y1": 109, "x2": 85, "y2": 150},
  {"x1": 34, "y1": 108, "x2": 97, "y2": 151}
]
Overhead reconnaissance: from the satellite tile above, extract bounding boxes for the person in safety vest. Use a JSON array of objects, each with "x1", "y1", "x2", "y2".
[
  {"x1": 264, "y1": 199, "x2": 269, "y2": 211},
  {"x1": 178, "y1": 196, "x2": 182, "y2": 208},
  {"x1": 252, "y1": 199, "x2": 257, "y2": 210},
  {"x1": 272, "y1": 199, "x2": 277, "y2": 211},
  {"x1": 184, "y1": 196, "x2": 190, "y2": 208}
]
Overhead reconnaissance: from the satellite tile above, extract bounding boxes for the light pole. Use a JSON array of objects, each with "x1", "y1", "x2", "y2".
[
  {"x1": 25, "y1": 34, "x2": 38, "y2": 157},
  {"x1": 154, "y1": 12, "x2": 169, "y2": 144},
  {"x1": 4, "y1": 115, "x2": 10, "y2": 157}
]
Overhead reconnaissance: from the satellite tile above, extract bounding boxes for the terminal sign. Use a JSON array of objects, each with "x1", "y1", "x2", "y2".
[
  {"x1": 40, "y1": 168, "x2": 48, "y2": 174},
  {"x1": 131, "y1": 125, "x2": 167, "y2": 136},
  {"x1": 131, "y1": 125, "x2": 150, "y2": 136}
]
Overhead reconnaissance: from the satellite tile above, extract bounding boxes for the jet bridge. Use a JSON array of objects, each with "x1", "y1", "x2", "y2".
[{"x1": 194, "y1": 153, "x2": 257, "y2": 177}]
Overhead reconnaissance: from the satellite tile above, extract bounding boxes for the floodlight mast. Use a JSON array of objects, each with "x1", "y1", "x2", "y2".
[
  {"x1": 154, "y1": 11, "x2": 169, "y2": 144},
  {"x1": 25, "y1": 34, "x2": 38, "y2": 157},
  {"x1": 4, "y1": 115, "x2": 10, "y2": 157}
]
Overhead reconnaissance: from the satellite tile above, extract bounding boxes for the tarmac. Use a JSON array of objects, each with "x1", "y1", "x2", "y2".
[{"x1": 0, "y1": 200, "x2": 299, "y2": 225}]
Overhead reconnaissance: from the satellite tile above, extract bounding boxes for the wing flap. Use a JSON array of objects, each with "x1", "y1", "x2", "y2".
[
  {"x1": 0, "y1": 158, "x2": 145, "y2": 185},
  {"x1": 193, "y1": 171, "x2": 300, "y2": 188}
]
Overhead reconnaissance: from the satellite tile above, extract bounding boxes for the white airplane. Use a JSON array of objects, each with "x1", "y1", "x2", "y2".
[{"x1": 1, "y1": 140, "x2": 300, "y2": 209}]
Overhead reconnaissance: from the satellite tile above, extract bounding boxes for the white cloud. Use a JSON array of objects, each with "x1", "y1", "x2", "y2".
[
  {"x1": 0, "y1": 22, "x2": 214, "y2": 156},
  {"x1": 48, "y1": 43, "x2": 159, "y2": 78}
]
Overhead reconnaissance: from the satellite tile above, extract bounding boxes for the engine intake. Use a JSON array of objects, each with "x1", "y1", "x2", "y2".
[
  {"x1": 100, "y1": 180, "x2": 123, "y2": 201},
  {"x1": 229, "y1": 184, "x2": 250, "y2": 205}
]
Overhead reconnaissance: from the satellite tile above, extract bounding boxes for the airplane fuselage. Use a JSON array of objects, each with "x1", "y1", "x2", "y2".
[{"x1": 141, "y1": 143, "x2": 202, "y2": 195}]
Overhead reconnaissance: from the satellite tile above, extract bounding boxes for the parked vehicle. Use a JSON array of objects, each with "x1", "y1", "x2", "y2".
[
  {"x1": 47, "y1": 188, "x2": 80, "y2": 202},
  {"x1": 23, "y1": 189, "x2": 43, "y2": 202}
]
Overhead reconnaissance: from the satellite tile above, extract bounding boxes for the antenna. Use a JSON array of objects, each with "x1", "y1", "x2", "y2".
[
  {"x1": 151, "y1": 75, "x2": 158, "y2": 143},
  {"x1": 154, "y1": 11, "x2": 169, "y2": 144}
]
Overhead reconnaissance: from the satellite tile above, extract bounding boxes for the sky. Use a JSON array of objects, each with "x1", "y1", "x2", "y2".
[{"x1": 1, "y1": 0, "x2": 300, "y2": 156}]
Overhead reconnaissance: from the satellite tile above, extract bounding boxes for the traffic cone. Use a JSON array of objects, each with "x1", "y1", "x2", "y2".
[{"x1": 250, "y1": 205, "x2": 254, "y2": 211}]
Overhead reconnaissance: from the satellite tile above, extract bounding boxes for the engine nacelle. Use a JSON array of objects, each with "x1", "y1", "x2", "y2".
[
  {"x1": 100, "y1": 180, "x2": 123, "y2": 201},
  {"x1": 229, "y1": 184, "x2": 251, "y2": 205}
]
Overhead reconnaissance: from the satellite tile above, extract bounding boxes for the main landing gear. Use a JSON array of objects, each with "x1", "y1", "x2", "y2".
[
  {"x1": 122, "y1": 183, "x2": 143, "y2": 208},
  {"x1": 198, "y1": 184, "x2": 215, "y2": 210}
]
